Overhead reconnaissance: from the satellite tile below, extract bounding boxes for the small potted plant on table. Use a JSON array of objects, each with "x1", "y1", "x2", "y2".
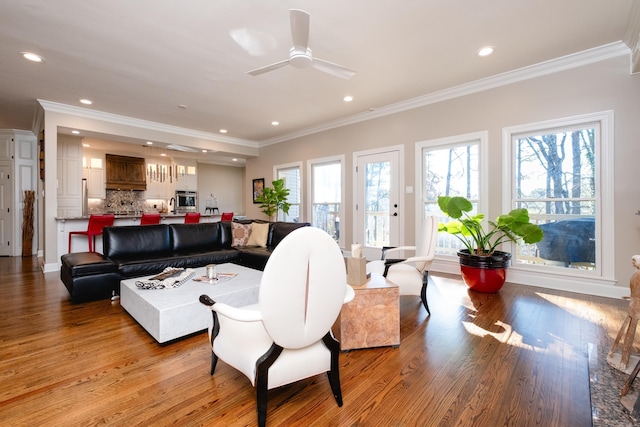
[{"x1": 438, "y1": 196, "x2": 544, "y2": 292}]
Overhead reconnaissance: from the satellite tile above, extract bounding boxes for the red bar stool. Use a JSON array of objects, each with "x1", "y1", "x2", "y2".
[
  {"x1": 68, "y1": 214, "x2": 115, "y2": 253},
  {"x1": 221, "y1": 212, "x2": 234, "y2": 221},
  {"x1": 140, "y1": 213, "x2": 161, "y2": 225},
  {"x1": 184, "y1": 212, "x2": 201, "y2": 223}
]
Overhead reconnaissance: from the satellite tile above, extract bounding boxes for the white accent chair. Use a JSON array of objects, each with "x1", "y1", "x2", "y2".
[
  {"x1": 366, "y1": 215, "x2": 439, "y2": 315},
  {"x1": 199, "y1": 227, "x2": 355, "y2": 427}
]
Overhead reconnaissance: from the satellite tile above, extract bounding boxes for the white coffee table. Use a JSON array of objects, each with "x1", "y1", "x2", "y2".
[{"x1": 120, "y1": 263, "x2": 263, "y2": 343}]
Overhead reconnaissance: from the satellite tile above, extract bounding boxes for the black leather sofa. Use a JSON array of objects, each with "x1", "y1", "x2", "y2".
[{"x1": 60, "y1": 220, "x2": 309, "y2": 301}]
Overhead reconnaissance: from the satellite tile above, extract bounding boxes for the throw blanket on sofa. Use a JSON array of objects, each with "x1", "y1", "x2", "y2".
[{"x1": 135, "y1": 267, "x2": 195, "y2": 290}]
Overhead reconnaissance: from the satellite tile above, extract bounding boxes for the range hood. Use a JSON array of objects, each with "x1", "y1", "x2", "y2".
[{"x1": 106, "y1": 154, "x2": 147, "y2": 191}]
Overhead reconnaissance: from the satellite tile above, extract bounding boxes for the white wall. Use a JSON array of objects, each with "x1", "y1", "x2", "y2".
[
  {"x1": 197, "y1": 163, "x2": 245, "y2": 215},
  {"x1": 247, "y1": 55, "x2": 640, "y2": 294}
]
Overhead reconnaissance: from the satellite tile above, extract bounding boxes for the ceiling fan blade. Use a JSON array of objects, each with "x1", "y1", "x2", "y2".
[
  {"x1": 247, "y1": 59, "x2": 290, "y2": 76},
  {"x1": 312, "y1": 58, "x2": 357, "y2": 80},
  {"x1": 290, "y1": 9, "x2": 310, "y2": 49}
]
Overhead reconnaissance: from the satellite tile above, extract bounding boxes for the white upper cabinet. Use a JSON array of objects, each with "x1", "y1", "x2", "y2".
[
  {"x1": 174, "y1": 159, "x2": 197, "y2": 191},
  {"x1": 145, "y1": 157, "x2": 174, "y2": 199}
]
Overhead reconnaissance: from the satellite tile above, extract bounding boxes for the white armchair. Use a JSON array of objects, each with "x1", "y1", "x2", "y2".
[
  {"x1": 199, "y1": 227, "x2": 354, "y2": 427},
  {"x1": 366, "y1": 216, "x2": 438, "y2": 315}
]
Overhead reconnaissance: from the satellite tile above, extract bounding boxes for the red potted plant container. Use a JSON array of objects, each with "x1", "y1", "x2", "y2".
[{"x1": 458, "y1": 249, "x2": 511, "y2": 293}]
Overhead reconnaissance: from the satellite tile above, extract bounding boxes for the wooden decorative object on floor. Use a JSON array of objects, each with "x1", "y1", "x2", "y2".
[
  {"x1": 608, "y1": 255, "x2": 640, "y2": 372},
  {"x1": 21, "y1": 190, "x2": 35, "y2": 257},
  {"x1": 334, "y1": 272, "x2": 399, "y2": 350}
]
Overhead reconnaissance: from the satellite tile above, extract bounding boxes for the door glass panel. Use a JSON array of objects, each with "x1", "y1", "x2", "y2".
[{"x1": 364, "y1": 161, "x2": 391, "y2": 248}]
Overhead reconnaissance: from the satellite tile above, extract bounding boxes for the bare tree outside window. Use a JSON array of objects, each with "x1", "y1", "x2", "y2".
[{"x1": 514, "y1": 126, "x2": 597, "y2": 269}]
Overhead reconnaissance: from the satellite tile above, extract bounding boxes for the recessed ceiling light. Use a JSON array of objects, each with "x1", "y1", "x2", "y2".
[
  {"x1": 146, "y1": 141, "x2": 153, "y2": 145},
  {"x1": 82, "y1": 143, "x2": 90, "y2": 147},
  {"x1": 232, "y1": 158, "x2": 238, "y2": 162},
  {"x1": 20, "y1": 52, "x2": 44, "y2": 63},
  {"x1": 160, "y1": 153, "x2": 166, "y2": 157},
  {"x1": 79, "y1": 99, "x2": 92, "y2": 105},
  {"x1": 478, "y1": 46, "x2": 494, "y2": 57},
  {"x1": 343, "y1": 95, "x2": 353, "y2": 102},
  {"x1": 202, "y1": 149, "x2": 207, "y2": 153},
  {"x1": 71, "y1": 130, "x2": 80, "y2": 135},
  {"x1": 219, "y1": 129, "x2": 227, "y2": 134},
  {"x1": 177, "y1": 104, "x2": 188, "y2": 109},
  {"x1": 271, "y1": 121, "x2": 279, "y2": 126}
]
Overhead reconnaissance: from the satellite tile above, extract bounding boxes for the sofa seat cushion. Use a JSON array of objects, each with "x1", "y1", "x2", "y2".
[
  {"x1": 113, "y1": 249, "x2": 241, "y2": 279},
  {"x1": 237, "y1": 247, "x2": 273, "y2": 271},
  {"x1": 61, "y1": 252, "x2": 116, "y2": 277}
]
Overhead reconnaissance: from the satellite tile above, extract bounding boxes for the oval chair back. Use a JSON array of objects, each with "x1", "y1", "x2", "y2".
[{"x1": 259, "y1": 227, "x2": 347, "y2": 348}]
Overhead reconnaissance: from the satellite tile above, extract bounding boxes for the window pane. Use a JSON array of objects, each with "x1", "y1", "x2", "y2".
[
  {"x1": 513, "y1": 127, "x2": 597, "y2": 270},
  {"x1": 277, "y1": 167, "x2": 300, "y2": 222},
  {"x1": 423, "y1": 143, "x2": 479, "y2": 256},
  {"x1": 312, "y1": 162, "x2": 341, "y2": 242}
]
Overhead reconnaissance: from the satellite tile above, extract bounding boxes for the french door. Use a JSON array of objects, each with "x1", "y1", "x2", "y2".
[
  {"x1": 0, "y1": 163, "x2": 12, "y2": 256},
  {"x1": 354, "y1": 147, "x2": 402, "y2": 260}
]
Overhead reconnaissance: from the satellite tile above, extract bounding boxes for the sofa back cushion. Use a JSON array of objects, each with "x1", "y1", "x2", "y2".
[
  {"x1": 218, "y1": 221, "x2": 234, "y2": 248},
  {"x1": 170, "y1": 223, "x2": 221, "y2": 253},
  {"x1": 269, "y1": 222, "x2": 310, "y2": 247},
  {"x1": 103, "y1": 224, "x2": 171, "y2": 259}
]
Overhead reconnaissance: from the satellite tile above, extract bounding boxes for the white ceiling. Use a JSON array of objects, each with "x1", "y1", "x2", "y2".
[{"x1": 0, "y1": 0, "x2": 637, "y2": 160}]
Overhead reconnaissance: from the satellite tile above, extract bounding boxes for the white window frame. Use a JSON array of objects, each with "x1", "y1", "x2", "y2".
[
  {"x1": 502, "y1": 111, "x2": 615, "y2": 293},
  {"x1": 274, "y1": 161, "x2": 303, "y2": 222},
  {"x1": 307, "y1": 155, "x2": 345, "y2": 248},
  {"x1": 415, "y1": 131, "x2": 488, "y2": 274}
]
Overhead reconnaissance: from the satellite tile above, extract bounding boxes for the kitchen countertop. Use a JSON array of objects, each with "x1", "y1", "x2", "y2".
[{"x1": 56, "y1": 213, "x2": 222, "y2": 220}]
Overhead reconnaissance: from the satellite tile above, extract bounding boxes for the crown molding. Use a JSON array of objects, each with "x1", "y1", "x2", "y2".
[
  {"x1": 258, "y1": 41, "x2": 630, "y2": 147},
  {"x1": 37, "y1": 99, "x2": 259, "y2": 148}
]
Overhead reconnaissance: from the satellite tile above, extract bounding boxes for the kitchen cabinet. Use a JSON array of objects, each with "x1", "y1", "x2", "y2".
[
  {"x1": 83, "y1": 150, "x2": 105, "y2": 198},
  {"x1": 145, "y1": 159, "x2": 174, "y2": 199},
  {"x1": 174, "y1": 159, "x2": 197, "y2": 191},
  {"x1": 83, "y1": 167, "x2": 105, "y2": 198},
  {"x1": 57, "y1": 136, "x2": 83, "y2": 218},
  {"x1": 106, "y1": 154, "x2": 146, "y2": 190}
]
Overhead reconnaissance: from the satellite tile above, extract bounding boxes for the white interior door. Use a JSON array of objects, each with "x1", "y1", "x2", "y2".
[
  {"x1": 354, "y1": 148, "x2": 401, "y2": 260},
  {"x1": 0, "y1": 163, "x2": 12, "y2": 256}
]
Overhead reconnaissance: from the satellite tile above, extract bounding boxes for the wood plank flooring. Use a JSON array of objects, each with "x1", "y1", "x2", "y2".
[{"x1": 0, "y1": 256, "x2": 632, "y2": 426}]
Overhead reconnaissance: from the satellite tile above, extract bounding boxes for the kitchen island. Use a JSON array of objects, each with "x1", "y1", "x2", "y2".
[{"x1": 56, "y1": 212, "x2": 233, "y2": 266}]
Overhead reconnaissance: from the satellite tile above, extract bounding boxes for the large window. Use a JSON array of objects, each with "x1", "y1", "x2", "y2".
[
  {"x1": 417, "y1": 132, "x2": 486, "y2": 256},
  {"x1": 275, "y1": 163, "x2": 301, "y2": 222},
  {"x1": 503, "y1": 111, "x2": 614, "y2": 284},
  {"x1": 308, "y1": 156, "x2": 344, "y2": 246}
]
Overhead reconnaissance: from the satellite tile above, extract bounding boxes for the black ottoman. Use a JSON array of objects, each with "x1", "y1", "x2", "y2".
[{"x1": 60, "y1": 252, "x2": 120, "y2": 301}]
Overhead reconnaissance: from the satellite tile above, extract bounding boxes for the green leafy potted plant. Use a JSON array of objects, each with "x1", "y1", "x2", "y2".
[
  {"x1": 254, "y1": 178, "x2": 291, "y2": 221},
  {"x1": 438, "y1": 195, "x2": 544, "y2": 292}
]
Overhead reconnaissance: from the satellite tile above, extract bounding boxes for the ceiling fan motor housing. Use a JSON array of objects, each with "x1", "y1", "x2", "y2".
[{"x1": 289, "y1": 47, "x2": 313, "y2": 68}]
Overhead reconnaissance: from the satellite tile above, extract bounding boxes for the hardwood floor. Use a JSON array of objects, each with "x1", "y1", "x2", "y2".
[{"x1": 0, "y1": 256, "x2": 632, "y2": 426}]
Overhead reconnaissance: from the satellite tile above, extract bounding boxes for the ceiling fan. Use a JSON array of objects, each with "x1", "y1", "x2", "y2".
[{"x1": 247, "y1": 9, "x2": 356, "y2": 80}]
